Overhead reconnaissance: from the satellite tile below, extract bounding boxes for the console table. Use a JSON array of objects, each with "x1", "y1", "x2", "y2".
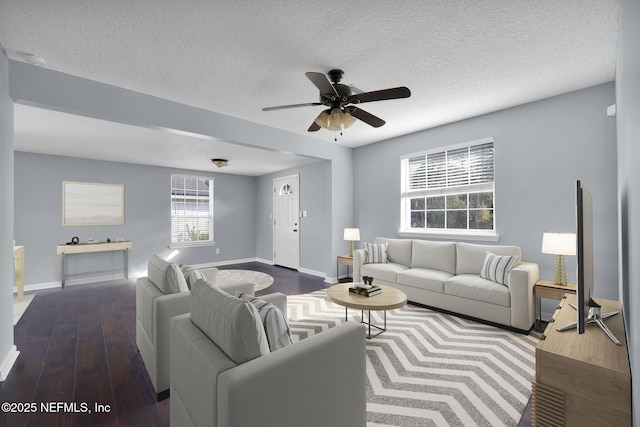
[
  {"x1": 56, "y1": 241, "x2": 132, "y2": 287},
  {"x1": 532, "y1": 295, "x2": 630, "y2": 426}
]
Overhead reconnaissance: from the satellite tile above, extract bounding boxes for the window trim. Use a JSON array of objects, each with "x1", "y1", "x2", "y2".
[
  {"x1": 170, "y1": 174, "x2": 215, "y2": 248},
  {"x1": 399, "y1": 137, "x2": 498, "y2": 240}
]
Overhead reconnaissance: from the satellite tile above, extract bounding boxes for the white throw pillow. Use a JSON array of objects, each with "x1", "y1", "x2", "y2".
[
  {"x1": 236, "y1": 292, "x2": 293, "y2": 351},
  {"x1": 190, "y1": 279, "x2": 270, "y2": 365},
  {"x1": 365, "y1": 242, "x2": 389, "y2": 264},
  {"x1": 147, "y1": 255, "x2": 189, "y2": 294},
  {"x1": 479, "y1": 251, "x2": 520, "y2": 285}
]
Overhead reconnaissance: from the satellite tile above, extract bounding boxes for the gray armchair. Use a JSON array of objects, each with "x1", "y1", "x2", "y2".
[
  {"x1": 136, "y1": 255, "x2": 285, "y2": 400},
  {"x1": 170, "y1": 281, "x2": 367, "y2": 427}
]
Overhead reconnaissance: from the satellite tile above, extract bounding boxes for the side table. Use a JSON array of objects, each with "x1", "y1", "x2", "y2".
[
  {"x1": 534, "y1": 279, "x2": 576, "y2": 332},
  {"x1": 336, "y1": 255, "x2": 353, "y2": 282}
]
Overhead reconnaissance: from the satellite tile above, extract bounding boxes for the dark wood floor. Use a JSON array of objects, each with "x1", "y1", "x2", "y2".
[{"x1": 1, "y1": 262, "x2": 533, "y2": 426}]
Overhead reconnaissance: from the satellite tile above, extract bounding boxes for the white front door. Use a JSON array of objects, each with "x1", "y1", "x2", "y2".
[{"x1": 273, "y1": 174, "x2": 300, "y2": 270}]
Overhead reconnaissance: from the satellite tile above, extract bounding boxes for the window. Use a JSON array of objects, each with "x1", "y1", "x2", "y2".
[
  {"x1": 400, "y1": 138, "x2": 495, "y2": 238},
  {"x1": 171, "y1": 175, "x2": 214, "y2": 246}
]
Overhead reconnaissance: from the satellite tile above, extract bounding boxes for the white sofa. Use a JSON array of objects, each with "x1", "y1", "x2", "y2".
[
  {"x1": 136, "y1": 255, "x2": 286, "y2": 399},
  {"x1": 170, "y1": 279, "x2": 367, "y2": 427},
  {"x1": 353, "y1": 238, "x2": 539, "y2": 331}
]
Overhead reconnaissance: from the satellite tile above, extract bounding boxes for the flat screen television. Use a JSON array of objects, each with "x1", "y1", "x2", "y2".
[
  {"x1": 557, "y1": 180, "x2": 621, "y2": 344},
  {"x1": 576, "y1": 179, "x2": 593, "y2": 334}
]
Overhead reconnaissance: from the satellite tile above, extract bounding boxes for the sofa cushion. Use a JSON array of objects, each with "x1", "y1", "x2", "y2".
[
  {"x1": 397, "y1": 268, "x2": 452, "y2": 293},
  {"x1": 148, "y1": 255, "x2": 189, "y2": 294},
  {"x1": 411, "y1": 240, "x2": 456, "y2": 275},
  {"x1": 361, "y1": 262, "x2": 409, "y2": 283},
  {"x1": 456, "y1": 242, "x2": 521, "y2": 275},
  {"x1": 444, "y1": 274, "x2": 511, "y2": 306},
  {"x1": 236, "y1": 292, "x2": 292, "y2": 351},
  {"x1": 375, "y1": 237, "x2": 413, "y2": 267},
  {"x1": 190, "y1": 279, "x2": 270, "y2": 365},
  {"x1": 365, "y1": 242, "x2": 389, "y2": 264},
  {"x1": 479, "y1": 252, "x2": 520, "y2": 285}
]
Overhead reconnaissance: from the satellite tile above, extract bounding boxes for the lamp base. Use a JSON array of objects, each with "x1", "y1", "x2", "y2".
[
  {"x1": 553, "y1": 255, "x2": 568, "y2": 285},
  {"x1": 349, "y1": 241, "x2": 354, "y2": 257}
]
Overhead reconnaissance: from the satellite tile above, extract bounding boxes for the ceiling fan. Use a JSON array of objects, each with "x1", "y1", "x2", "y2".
[{"x1": 262, "y1": 69, "x2": 411, "y2": 136}]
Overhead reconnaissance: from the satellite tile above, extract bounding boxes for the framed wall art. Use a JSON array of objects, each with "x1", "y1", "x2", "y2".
[{"x1": 62, "y1": 181, "x2": 124, "y2": 226}]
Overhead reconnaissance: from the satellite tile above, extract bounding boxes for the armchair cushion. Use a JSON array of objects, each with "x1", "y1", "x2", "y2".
[
  {"x1": 190, "y1": 279, "x2": 269, "y2": 364},
  {"x1": 236, "y1": 292, "x2": 292, "y2": 351},
  {"x1": 147, "y1": 255, "x2": 188, "y2": 294}
]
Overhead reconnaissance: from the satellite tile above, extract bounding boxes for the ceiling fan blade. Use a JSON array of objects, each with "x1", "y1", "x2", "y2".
[
  {"x1": 347, "y1": 86, "x2": 411, "y2": 104},
  {"x1": 262, "y1": 102, "x2": 322, "y2": 111},
  {"x1": 308, "y1": 121, "x2": 321, "y2": 132},
  {"x1": 306, "y1": 72, "x2": 338, "y2": 96},
  {"x1": 347, "y1": 106, "x2": 386, "y2": 128}
]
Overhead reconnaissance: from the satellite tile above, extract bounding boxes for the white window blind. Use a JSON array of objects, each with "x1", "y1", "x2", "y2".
[
  {"x1": 401, "y1": 138, "x2": 496, "y2": 236},
  {"x1": 171, "y1": 175, "x2": 214, "y2": 245}
]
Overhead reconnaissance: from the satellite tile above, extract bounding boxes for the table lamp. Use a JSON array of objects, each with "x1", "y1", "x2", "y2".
[
  {"x1": 343, "y1": 228, "x2": 360, "y2": 257},
  {"x1": 541, "y1": 232, "x2": 576, "y2": 285}
]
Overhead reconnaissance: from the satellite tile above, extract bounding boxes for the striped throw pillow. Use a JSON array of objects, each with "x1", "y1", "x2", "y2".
[
  {"x1": 480, "y1": 251, "x2": 520, "y2": 285},
  {"x1": 365, "y1": 242, "x2": 389, "y2": 264},
  {"x1": 236, "y1": 293, "x2": 293, "y2": 351}
]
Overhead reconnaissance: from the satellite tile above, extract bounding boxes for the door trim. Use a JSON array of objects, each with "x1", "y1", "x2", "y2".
[{"x1": 273, "y1": 174, "x2": 300, "y2": 270}]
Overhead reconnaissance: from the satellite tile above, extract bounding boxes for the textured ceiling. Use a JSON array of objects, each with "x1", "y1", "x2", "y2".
[{"x1": 0, "y1": 0, "x2": 618, "y2": 173}]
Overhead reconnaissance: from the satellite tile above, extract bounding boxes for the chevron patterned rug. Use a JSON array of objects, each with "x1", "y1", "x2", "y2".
[{"x1": 287, "y1": 290, "x2": 539, "y2": 427}]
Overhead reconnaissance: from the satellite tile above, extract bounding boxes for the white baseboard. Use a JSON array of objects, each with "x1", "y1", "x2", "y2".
[
  {"x1": 0, "y1": 345, "x2": 19, "y2": 382},
  {"x1": 298, "y1": 266, "x2": 327, "y2": 280},
  {"x1": 22, "y1": 271, "x2": 135, "y2": 293},
  {"x1": 22, "y1": 257, "x2": 332, "y2": 291}
]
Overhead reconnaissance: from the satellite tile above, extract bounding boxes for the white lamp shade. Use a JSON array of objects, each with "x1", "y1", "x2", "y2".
[
  {"x1": 541, "y1": 232, "x2": 576, "y2": 256},
  {"x1": 343, "y1": 228, "x2": 360, "y2": 241}
]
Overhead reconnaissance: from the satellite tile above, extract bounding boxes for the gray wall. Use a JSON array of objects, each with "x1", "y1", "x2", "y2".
[
  {"x1": 0, "y1": 48, "x2": 15, "y2": 378},
  {"x1": 14, "y1": 152, "x2": 258, "y2": 285},
  {"x1": 256, "y1": 160, "x2": 332, "y2": 275},
  {"x1": 354, "y1": 83, "x2": 618, "y2": 317},
  {"x1": 9, "y1": 61, "x2": 354, "y2": 279},
  {"x1": 616, "y1": 0, "x2": 640, "y2": 423}
]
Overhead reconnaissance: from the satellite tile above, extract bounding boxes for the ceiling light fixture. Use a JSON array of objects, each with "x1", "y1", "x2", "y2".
[
  {"x1": 20, "y1": 52, "x2": 46, "y2": 67},
  {"x1": 314, "y1": 107, "x2": 357, "y2": 141},
  {"x1": 211, "y1": 158, "x2": 228, "y2": 168}
]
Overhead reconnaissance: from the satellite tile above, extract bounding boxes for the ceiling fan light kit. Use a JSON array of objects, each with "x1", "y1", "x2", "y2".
[{"x1": 263, "y1": 69, "x2": 410, "y2": 141}]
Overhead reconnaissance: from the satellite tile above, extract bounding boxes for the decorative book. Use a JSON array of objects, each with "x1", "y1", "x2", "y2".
[{"x1": 349, "y1": 284, "x2": 382, "y2": 297}]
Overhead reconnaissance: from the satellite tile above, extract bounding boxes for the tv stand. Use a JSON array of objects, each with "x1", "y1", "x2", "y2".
[
  {"x1": 556, "y1": 298, "x2": 621, "y2": 345},
  {"x1": 533, "y1": 295, "x2": 630, "y2": 426}
]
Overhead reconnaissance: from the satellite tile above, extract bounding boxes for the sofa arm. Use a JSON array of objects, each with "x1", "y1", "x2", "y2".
[
  {"x1": 508, "y1": 261, "x2": 539, "y2": 331},
  {"x1": 154, "y1": 292, "x2": 190, "y2": 391},
  {"x1": 218, "y1": 322, "x2": 367, "y2": 427},
  {"x1": 199, "y1": 267, "x2": 219, "y2": 283},
  {"x1": 353, "y1": 248, "x2": 367, "y2": 282}
]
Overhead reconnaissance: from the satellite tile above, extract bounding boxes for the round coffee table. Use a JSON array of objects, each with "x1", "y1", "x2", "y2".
[{"x1": 327, "y1": 283, "x2": 407, "y2": 338}]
